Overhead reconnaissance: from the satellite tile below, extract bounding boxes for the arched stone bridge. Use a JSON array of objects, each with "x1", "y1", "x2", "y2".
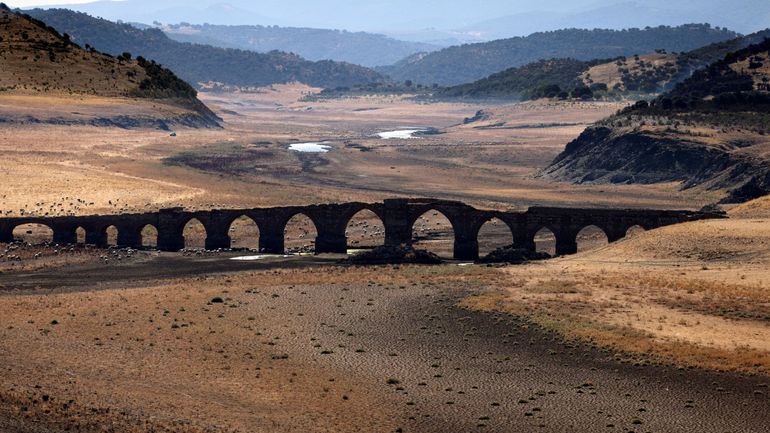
[{"x1": 0, "y1": 198, "x2": 724, "y2": 260}]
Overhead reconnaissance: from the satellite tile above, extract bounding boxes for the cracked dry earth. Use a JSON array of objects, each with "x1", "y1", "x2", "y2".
[{"x1": 0, "y1": 263, "x2": 768, "y2": 433}]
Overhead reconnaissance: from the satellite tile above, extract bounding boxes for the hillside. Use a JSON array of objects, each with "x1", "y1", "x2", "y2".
[
  {"x1": 378, "y1": 25, "x2": 740, "y2": 86},
  {"x1": 437, "y1": 29, "x2": 770, "y2": 101},
  {"x1": 0, "y1": 5, "x2": 219, "y2": 127},
  {"x1": 162, "y1": 23, "x2": 438, "y2": 68},
  {"x1": 435, "y1": 58, "x2": 604, "y2": 100},
  {"x1": 541, "y1": 38, "x2": 770, "y2": 203},
  {"x1": 23, "y1": 8, "x2": 384, "y2": 89},
  {"x1": 582, "y1": 29, "x2": 770, "y2": 94}
]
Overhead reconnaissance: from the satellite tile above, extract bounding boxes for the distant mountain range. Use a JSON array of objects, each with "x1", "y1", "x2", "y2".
[
  {"x1": 437, "y1": 29, "x2": 770, "y2": 100},
  {"x1": 378, "y1": 25, "x2": 741, "y2": 86},
  {"x1": 161, "y1": 23, "x2": 438, "y2": 67},
  {"x1": 23, "y1": 9, "x2": 384, "y2": 89},
  {"x1": 542, "y1": 38, "x2": 770, "y2": 203},
  {"x1": 461, "y1": 0, "x2": 770, "y2": 40}
]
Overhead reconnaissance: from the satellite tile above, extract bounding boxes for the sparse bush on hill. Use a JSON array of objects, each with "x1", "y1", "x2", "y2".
[
  {"x1": 0, "y1": 8, "x2": 220, "y2": 125},
  {"x1": 435, "y1": 58, "x2": 604, "y2": 101},
  {"x1": 621, "y1": 38, "x2": 770, "y2": 120}
]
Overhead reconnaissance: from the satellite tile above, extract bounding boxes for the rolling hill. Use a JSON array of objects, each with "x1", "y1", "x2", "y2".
[
  {"x1": 435, "y1": 58, "x2": 604, "y2": 100},
  {"x1": 23, "y1": 8, "x2": 384, "y2": 89},
  {"x1": 162, "y1": 23, "x2": 438, "y2": 68},
  {"x1": 0, "y1": 5, "x2": 219, "y2": 127},
  {"x1": 378, "y1": 25, "x2": 740, "y2": 86},
  {"x1": 436, "y1": 29, "x2": 770, "y2": 101},
  {"x1": 541, "y1": 38, "x2": 770, "y2": 203}
]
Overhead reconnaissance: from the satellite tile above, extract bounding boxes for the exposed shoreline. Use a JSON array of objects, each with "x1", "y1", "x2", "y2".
[{"x1": 0, "y1": 259, "x2": 768, "y2": 432}]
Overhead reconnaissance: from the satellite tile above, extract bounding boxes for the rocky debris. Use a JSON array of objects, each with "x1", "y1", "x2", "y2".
[
  {"x1": 413, "y1": 127, "x2": 443, "y2": 136},
  {"x1": 463, "y1": 110, "x2": 490, "y2": 124},
  {"x1": 479, "y1": 245, "x2": 550, "y2": 264},
  {"x1": 344, "y1": 245, "x2": 442, "y2": 265},
  {"x1": 699, "y1": 203, "x2": 727, "y2": 215}
]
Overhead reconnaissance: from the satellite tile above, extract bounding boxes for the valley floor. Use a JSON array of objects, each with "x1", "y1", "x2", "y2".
[
  {"x1": 0, "y1": 84, "x2": 767, "y2": 432},
  {"x1": 0, "y1": 84, "x2": 714, "y2": 220}
]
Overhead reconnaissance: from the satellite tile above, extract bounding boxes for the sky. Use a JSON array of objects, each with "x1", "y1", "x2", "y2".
[
  {"x1": 9, "y1": 0, "x2": 94, "y2": 5},
  {"x1": 6, "y1": 0, "x2": 769, "y2": 40}
]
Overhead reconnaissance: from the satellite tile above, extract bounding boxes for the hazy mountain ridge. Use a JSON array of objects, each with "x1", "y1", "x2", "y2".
[
  {"x1": 379, "y1": 25, "x2": 741, "y2": 86},
  {"x1": 24, "y1": 8, "x2": 384, "y2": 89},
  {"x1": 436, "y1": 29, "x2": 770, "y2": 101},
  {"x1": 462, "y1": 0, "x2": 770, "y2": 39},
  {"x1": 162, "y1": 23, "x2": 439, "y2": 67},
  {"x1": 0, "y1": 5, "x2": 219, "y2": 127},
  {"x1": 542, "y1": 38, "x2": 770, "y2": 203}
]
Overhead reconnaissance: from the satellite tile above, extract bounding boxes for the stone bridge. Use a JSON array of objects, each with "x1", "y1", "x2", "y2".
[{"x1": 0, "y1": 198, "x2": 724, "y2": 260}]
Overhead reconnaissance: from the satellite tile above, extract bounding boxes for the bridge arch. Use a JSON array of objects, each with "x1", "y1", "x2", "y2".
[
  {"x1": 283, "y1": 212, "x2": 318, "y2": 254},
  {"x1": 531, "y1": 226, "x2": 557, "y2": 256},
  {"x1": 182, "y1": 218, "x2": 208, "y2": 249},
  {"x1": 411, "y1": 209, "x2": 456, "y2": 258},
  {"x1": 12, "y1": 223, "x2": 54, "y2": 244},
  {"x1": 140, "y1": 224, "x2": 158, "y2": 248},
  {"x1": 626, "y1": 224, "x2": 646, "y2": 237},
  {"x1": 345, "y1": 208, "x2": 386, "y2": 250},
  {"x1": 476, "y1": 217, "x2": 514, "y2": 258},
  {"x1": 105, "y1": 225, "x2": 119, "y2": 246},
  {"x1": 575, "y1": 225, "x2": 609, "y2": 252},
  {"x1": 228, "y1": 215, "x2": 260, "y2": 250},
  {"x1": 76, "y1": 226, "x2": 86, "y2": 244}
]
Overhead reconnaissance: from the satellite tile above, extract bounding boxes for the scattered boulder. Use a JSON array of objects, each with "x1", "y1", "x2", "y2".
[
  {"x1": 463, "y1": 110, "x2": 490, "y2": 124},
  {"x1": 699, "y1": 203, "x2": 727, "y2": 215},
  {"x1": 345, "y1": 245, "x2": 442, "y2": 265},
  {"x1": 479, "y1": 245, "x2": 550, "y2": 264}
]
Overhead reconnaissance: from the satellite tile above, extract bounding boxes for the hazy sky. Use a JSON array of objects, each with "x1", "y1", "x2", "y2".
[
  {"x1": 7, "y1": 0, "x2": 769, "y2": 39},
  {"x1": 8, "y1": 0, "x2": 94, "y2": 5}
]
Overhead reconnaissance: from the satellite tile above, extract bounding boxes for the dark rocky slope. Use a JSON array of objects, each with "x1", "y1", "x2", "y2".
[{"x1": 542, "y1": 127, "x2": 770, "y2": 203}]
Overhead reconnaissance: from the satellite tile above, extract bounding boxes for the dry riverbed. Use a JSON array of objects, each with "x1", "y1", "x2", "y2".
[{"x1": 0, "y1": 256, "x2": 769, "y2": 432}]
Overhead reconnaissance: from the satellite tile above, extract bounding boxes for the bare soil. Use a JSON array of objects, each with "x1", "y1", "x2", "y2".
[{"x1": 1, "y1": 259, "x2": 769, "y2": 433}]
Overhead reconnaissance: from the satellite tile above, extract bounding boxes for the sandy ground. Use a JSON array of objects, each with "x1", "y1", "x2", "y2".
[{"x1": 1, "y1": 260, "x2": 769, "y2": 433}]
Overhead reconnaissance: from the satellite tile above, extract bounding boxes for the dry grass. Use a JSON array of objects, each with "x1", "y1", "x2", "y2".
[
  {"x1": 461, "y1": 212, "x2": 770, "y2": 376},
  {"x1": 526, "y1": 279, "x2": 584, "y2": 294}
]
